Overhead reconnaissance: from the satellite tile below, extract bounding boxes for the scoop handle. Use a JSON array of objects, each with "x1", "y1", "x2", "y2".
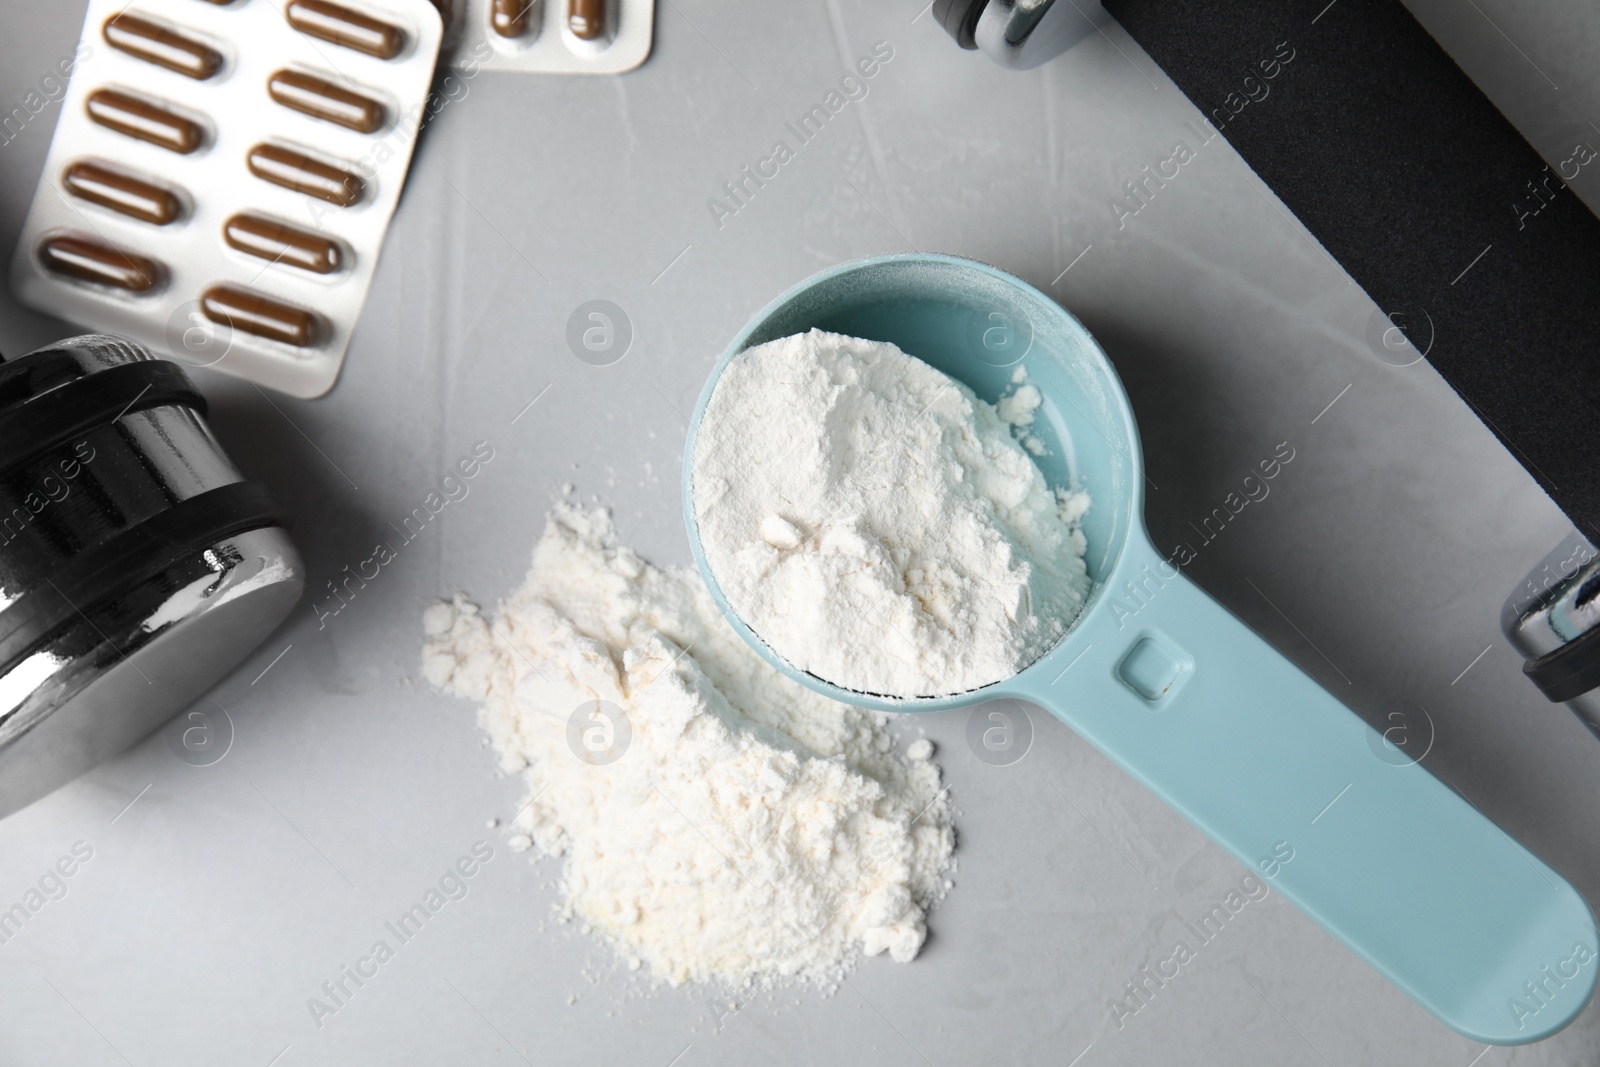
[{"x1": 1009, "y1": 534, "x2": 1597, "y2": 1044}]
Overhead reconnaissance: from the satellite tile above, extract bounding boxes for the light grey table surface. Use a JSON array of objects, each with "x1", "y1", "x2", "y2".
[{"x1": 1, "y1": 1, "x2": 1598, "y2": 1064}]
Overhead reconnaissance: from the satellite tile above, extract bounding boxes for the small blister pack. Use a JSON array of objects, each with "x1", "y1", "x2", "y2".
[
  {"x1": 440, "y1": 0, "x2": 652, "y2": 75},
  {"x1": 10, "y1": 0, "x2": 444, "y2": 398}
]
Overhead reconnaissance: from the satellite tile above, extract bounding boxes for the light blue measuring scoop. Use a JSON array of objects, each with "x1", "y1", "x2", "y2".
[{"x1": 681, "y1": 253, "x2": 1597, "y2": 1044}]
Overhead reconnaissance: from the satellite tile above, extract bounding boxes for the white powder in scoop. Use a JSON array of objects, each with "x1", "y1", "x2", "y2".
[
  {"x1": 996, "y1": 383, "x2": 1042, "y2": 428},
  {"x1": 421, "y1": 505, "x2": 954, "y2": 988},
  {"x1": 692, "y1": 329, "x2": 1091, "y2": 698},
  {"x1": 997, "y1": 376, "x2": 1049, "y2": 457}
]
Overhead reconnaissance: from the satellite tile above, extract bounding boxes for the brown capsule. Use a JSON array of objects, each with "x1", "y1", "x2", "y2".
[
  {"x1": 201, "y1": 285, "x2": 319, "y2": 347},
  {"x1": 267, "y1": 69, "x2": 387, "y2": 134},
  {"x1": 38, "y1": 236, "x2": 162, "y2": 293},
  {"x1": 568, "y1": 0, "x2": 605, "y2": 40},
  {"x1": 62, "y1": 161, "x2": 181, "y2": 225},
  {"x1": 224, "y1": 214, "x2": 342, "y2": 275},
  {"x1": 492, "y1": 0, "x2": 535, "y2": 37},
  {"x1": 85, "y1": 88, "x2": 204, "y2": 154},
  {"x1": 246, "y1": 143, "x2": 365, "y2": 206},
  {"x1": 103, "y1": 14, "x2": 223, "y2": 80},
  {"x1": 285, "y1": 0, "x2": 406, "y2": 60}
]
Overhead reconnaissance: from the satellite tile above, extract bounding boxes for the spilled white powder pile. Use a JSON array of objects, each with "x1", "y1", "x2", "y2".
[
  {"x1": 692, "y1": 329, "x2": 1091, "y2": 698},
  {"x1": 421, "y1": 505, "x2": 954, "y2": 988}
]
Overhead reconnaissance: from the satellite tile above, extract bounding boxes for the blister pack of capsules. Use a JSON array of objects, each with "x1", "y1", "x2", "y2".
[
  {"x1": 10, "y1": 0, "x2": 444, "y2": 398},
  {"x1": 440, "y1": 0, "x2": 652, "y2": 74}
]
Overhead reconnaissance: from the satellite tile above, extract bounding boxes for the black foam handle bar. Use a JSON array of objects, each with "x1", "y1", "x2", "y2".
[{"x1": 1103, "y1": 0, "x2": 1600, "y2": 537}]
